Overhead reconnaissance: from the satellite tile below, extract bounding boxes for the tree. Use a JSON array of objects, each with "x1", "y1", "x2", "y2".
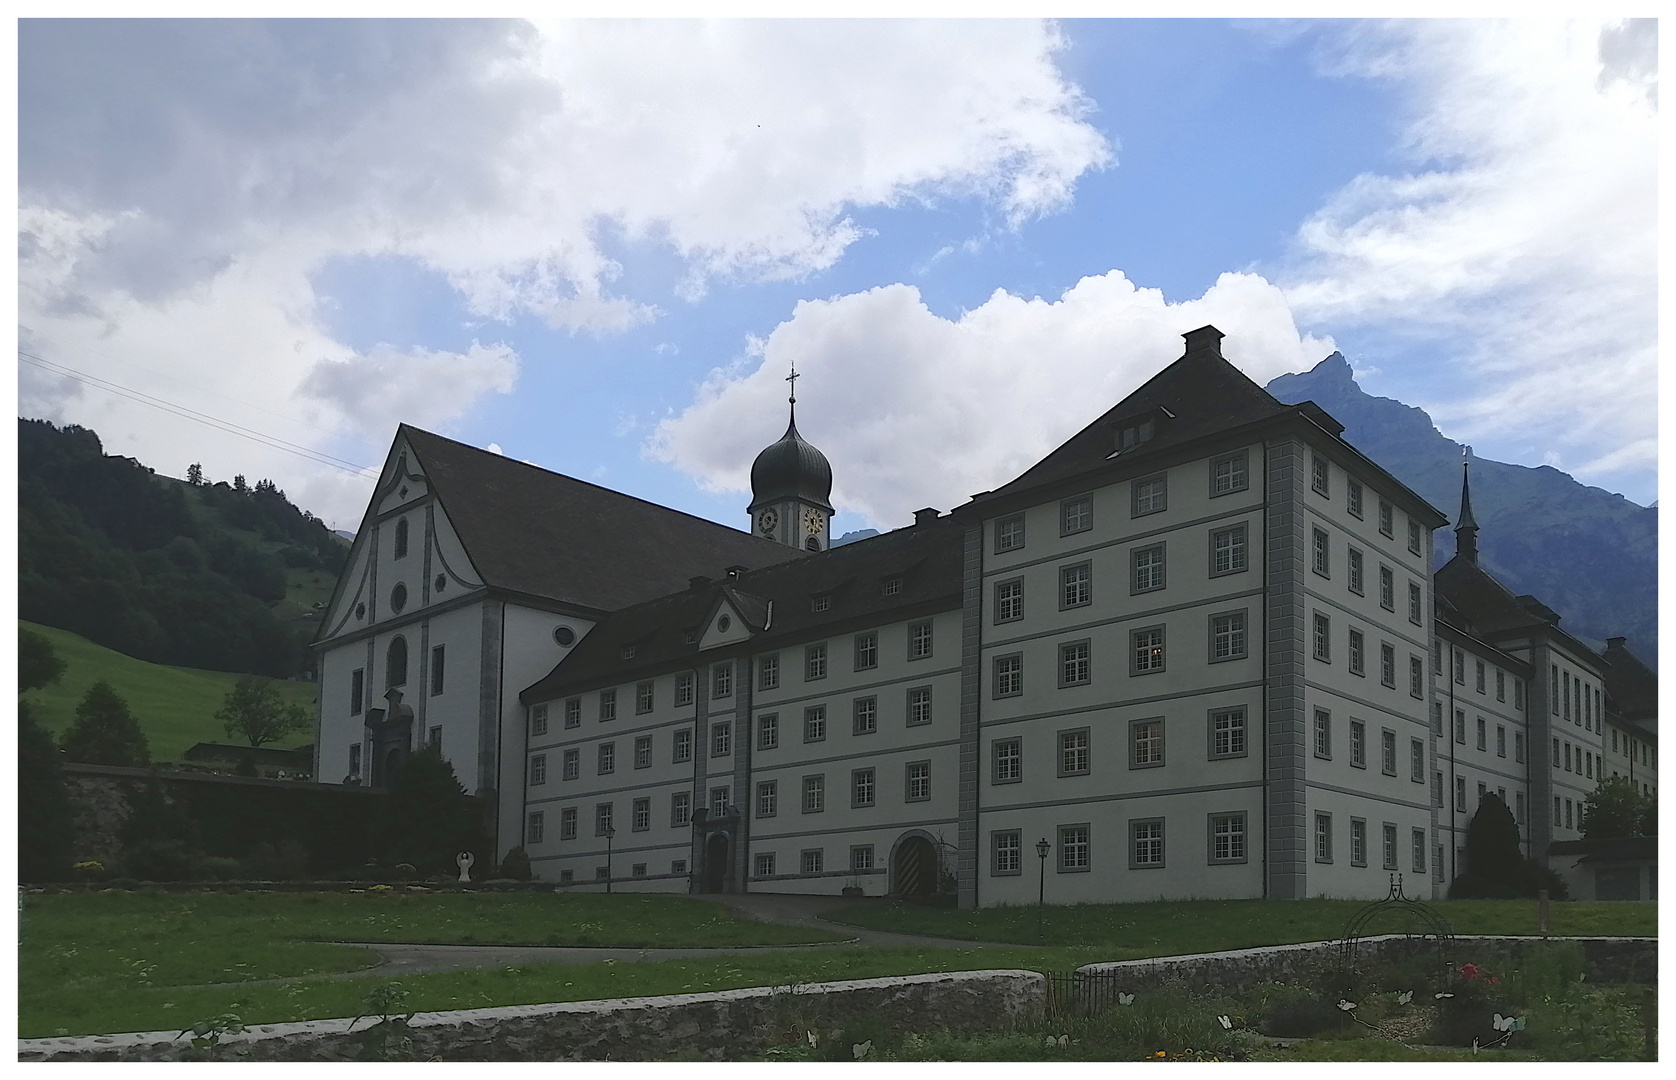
[
  {"x1": 18, "y1": 700, "x2": 75, "y2": 881},
  {"x1": 233, "y1": 474, "x2": 248, "y2": 494},
  {"x1": 1448, "y1": 793, "x2": 1568, "y2": 899},
  {"x1": 1640, "y1": 792, "x2": 1657, "y2": 837},
  {"x1": 216, "y1": 675, "x2": 310, "y2": 747},
  {"x1": 19, "y1": 628, "x2": 66, "y2": 692},
  {"x1": 186, "y1": 462, "x2": 204, "y2": 486},
  {"x1": 1581, "y1": 776, "x2": 1651, "y2": 839},
  {"x1": 60, "y1": 681, "x2": 151, "y2": 767},
  {"x1": 376, "y1": 745, "x2": 486, "y2": 874}
]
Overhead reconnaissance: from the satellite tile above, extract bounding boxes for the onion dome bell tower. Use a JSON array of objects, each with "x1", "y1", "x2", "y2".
[{"x1": 748, "y1": 363, "x2": 833, "y2": 551}]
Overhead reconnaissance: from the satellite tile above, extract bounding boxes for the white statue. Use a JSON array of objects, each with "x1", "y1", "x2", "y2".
[{"x1": 456, "y1": 851, "x2": 474, "y2": 883}]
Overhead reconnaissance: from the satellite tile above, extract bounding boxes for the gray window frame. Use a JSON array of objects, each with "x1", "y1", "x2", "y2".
[
  {"x1": 854, "y1": 631, "x2": 878, "y2": 671},
  {"x1": 801, "y1": 774, "x2": 825, "y2": 814},
  {"x1": 1130, "y1": 545, "x2": 1164, "y2": 595},
  {"x1": 1378, "y1": 499, "x2": 1394, "y2": 537},
  {"x1": 1348, "y1": 627, "x2": 1366, "y2": 676},
  {"x1": 1380, "y1": 642, "x2": 1397, "y2": 687},
  {"x1": 562, "y1": 747, "x2": 579, "y2": 781},
  {"x1": 631, "y1": 797, "x2": 650, "y2": 833},
  {"x1": 1348, "y1": 547, "x2": 1364, "y2": 595},
  {"x1": 1312, "y1": 612, "x2": 1330, "y2": 662},
  {"x1": 1058, "y1": 639, "x2": 1092, "y2": 688},
  {"x1": 1057, "y1": 726, "x2": 1092, "y2": 777},
  {"x1": 1057, "y1": 823, "x2": 1091, "y2": 873},
  {"x1": 1411, "y1": 737, "x2": 1426, "y2": 783},
  {"x1": 673, "y1": 727, "x2": 693, "y2": 763},
  {"x1": 1314, "y1": 708, "x2": 1332, "y2": 760},
  {"x1": 805, "y1": 643, "x2": 827, "y2": 681},
  {"x1": 1209, "y1": 523, "x2": 1248, "y2": 577},
  {"x1": 908, "y1": 620, "x2": 934, "y2": 660},
  {"x1": 758, "y1": 654, "x2": 780, "y2": 691},
  {"x1": 995, "y1": 513, "x2": 1026, "y2": 553},
  {"x1": 1207, "y1": 811, "x2": 1248, "y2": 864},
  {"x1": 673, "y1": 674, "x2": 694, "y2": 708},
  {"x1": 1129, "y1": 817, "x2": 1165, "y2": 870},
  {"x1": 905, "y1": 759, "x2": 931, "y2": 803},
  {"x1": 1060, "y1": 494, "x2": 1094, "y2": 535},
  {"x1": 598, "y1": 741, "x2": 615, "y2": 775},
  {"x1": 1408, "y1": 582, "x2": 1424, "y2": 625},
  {"x1": 1381, "y1": 727, "x2": 1398, "y2": 775},
  {"x1": 1311, "y1": 527, "x2": 1330, "y2": 577},
  {"x1": 530, "y1": 753, "x2": 547, "y2": 786},
  {"x1": 907, "y1": 685, "x2": 933, "y2": 727},
  {"x1": 758, "y1": 713, "x2": 778, "y2": 751},
  {"x1": 635, "y1": 680, "x2": 653, "y2": 714},
  {"x1": 712, "y1": 663, "x2": 732, "y2": 699},
  {"x1": 991, "y1": 829, "x2": 1023, "y2": 876},
  {"x1": 1131, "y1": 473, "x2": 1167, "y2": 517},
  {"x1": 634, "y1": 734, "x2": 653, "y2": 769},
  {"x1": 994, "y1": 577, "x2": 1024, "y2": 623},
  {"x1": 994, "y1": 652, "x2": 1023, "y2": 697},
  {"x1": 1379, "y1": 565, "x2": 1395, "y2": 610},
  {"x1": 560, "y1": 806, "x2": 578, "y2": 839},
  {"x1": 1383, "y1": 822, "x2": 1400, "y2": 870},
  {"x1": 800, "y1": 849, "x2": 823, "y2": 875},
  {"x1": 599, "y1": 689, "x2": 616, "y2": 722},
  {"x1": 1349, "y1": 718, "x2": 1367, "y2": 769},
  {"x1": 710, "y1": 720, "x2": 731, "y2": 758},
  {"x1": 1209, "y1": 450, "x2": 1248, "y2": 497},
  {"x1": 1209, "y1": 609, "x2": 1248, "y2": 663},
  {"x1": 670, "y1": 791, "x2": 690, "y2": 827},
  {"x1": 852, "y1": 695, "x2": 878, "y2": 735},
  {"x1": 1314, "y1": 811, "x2": 1333, "y2": 863},
  {"x1": 992, "y1": 736, "x2": 1023, "y2": 784},
  {"x1": 1311, "y1": 453, "x2": 1330, "y2": 496},
  {"x1": 1347, "y1": 479, "x2": 1364, "y2": 518},
  {"x1": 1130, "y1": 625, "x2": 1165, "y2": 676},
  {"x1": 1129, "y1": 716, "x2": 1165, "y2": 769},
  {"x1": 850, "y1": 767, "x2": 876, "y2": 809},
  {"x1": 1350, "y1": 816, "x2": 1368, "y2": 867},
  {"x1": 803, "y1": 705, "x2": 827, "y2": 743},
  {"x1": 1063, "y1": 560, "x2": 1095, "y2": 607},
  {"x1": 1208, "y1": 706, "x2": 1248, "y2": 759}
]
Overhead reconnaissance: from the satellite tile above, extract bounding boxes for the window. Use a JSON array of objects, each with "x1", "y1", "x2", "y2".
[
  {"x1": 632, "y1": 734, "x2": 652, "y2": 770},
  {"x1": 905, "y1": 761, "x2": 930, "y2": 802},
  {"x1": 1384, "y1": 823, "x2": 1401, "y2": 870},
  {"x1": 621, "y1": 642, "x2": 637, "y2": 661},
  {"x1": 802, "y1": 775, "x2": 825, "y2": 813},
  {"x1": 996, "y1": 514, "x2": 1025, "y2": 552},
  {"x1": 811, "y1": 594, "x2": 830, "y2": 613},
  {"x1": 907, "y1": 686, "x2": 932, "y2": 727},
  {"x1": 1312, "y1": 528, "x2": 1330, "y2": 576},
  {"x1": 1351, "y1": 818, "x2": 1368, "y2": 866},
  {"x1": 1496, "y1": 725, "x2": 1506, "y2": 758},
  {"x1": 1554, "y1": 796, "x2": 1562, "y2": 826},
  {"x1": 1379, "y1": 566, "x2": 1395, "y2": 610},
  {"x1": 850, "y1": 846, "x2": 875, "y2": 872},
  {"x1": 1349, "y1": 719, "x2": 1366, "y2": 768},
  {"x1": 1475, "y1": 660, "x2": 1486, "y2": 694},
  {"x1": 1348, "y1": 548, "x2": 1364, "y2": 594},
  {"x1": 751, "y1": 780, "x2": 777, "y2": 819},
  {"x1": 1408, "y1": 519, "x2": 1423, "y2": 555},
  {"x1": 1314, "y1": 813, "x2": 1333, "y2": 862},
  {"x1": 801, "y1": 849, "x2": 823, "y2": 875},
  {"x1": 675, "y1": 672, "x2": 694, "y2": 707},
  {"x1": 1456, "y1": 776, "x2": 1467, "y2": 811},
  {"x1": 632, "y1": 797, "x2": 650, "y2": 832},
  {"x1": 560, "y1": 806, "x2": 578, "y2": 840},
  {"x1": 711, "y1": 721, "x2": 732, "y2": 758},
  {"x1": 1131, "y1": 819, "x2": 1165, "y2": 868},
  {"x1": 758, "y1": 654, "x2": 779, "y2": 691},
  {"x1": 348, "y1": 743, "x2": 362, "y2": 779},
  {"x1": 599, "y1": 689, "x2": 616, "y2": 722},
  {"x1": 1131, "y1": 718, "x2": 1164, "y2": 768},
  {"x1": 853, "y1": 696, "x2": 878, "y2": 735},
  {"x1": 803, "y1": 705, "x2": 827, "y2": 742},
  {"x1": 1210, "y1": 707, "x2": 1247, "y2": 758},
  {"x1": 1059, "y1": 640, "x2": 1091, "y2": 686},
  {"x1": 754, "y1": 852, "x2": 776, "y2": 877},
  {"x1": 1061, "y1": 495, "x2": 1093, "y2": 534},
  {"x1": 1411, "y1": 828, "x2": 1428, "y2": 873},
  {"x1": 712, "y1": 663, "x2": 732, "y2": 699},
  {"x1": 634, "y1": 680, "x2": 653, "y2": 714},
  {"x1": 1311, "y1": 454, "x2": 1329, "y2": 495},
  {"x1": 992, "y1": 831, "x2": 1022, "y2": 875},
  {"x1": 1378, "y1": 499, "x2": 1393, "y2": 536},
  {"x1": 909, "y1": 621, "x2": 934, "y2": 659},
  {"x1": 993, "y1": 737, "x2": 1022, "y2": 783},
  {"x1": 757, "y1": 714, "x2": 778, "y2": 751},
  {"x1": 1211, "y1": 612, "x2": 1247, "y2": 661},
  {"x1": 710, "y1": 787, "x2": 729, "y2": 815},
  {"x1": 1380, "y1": 644, "x2": 1396, "y2": 688},
  {"x1": 1433, "y1": 772, "x2": 1444, "y2": 807},
  {"x1": 854, "y1": 632, "x2": 878, "y2": 671},
  {"x1": 429, "y1": 645, "x2": 446, "y2": 696},
  {"x1": 995, "y1": 579, "x2": 1024, "y2": 622},
  {"x1": 530, "y1": 754, "x2": 548, "y2": 786},
  {"x1": 1554, "y1": 736, "x2": 1562, "y2": 768},
  {"x1": 1312, "y1": 613, "x2": 1331, "y2": 661},
  {"x1": 531, "y1": 703, "x2": 549, "y2": 737},
  {"x1": 595, "y1": 802, "x2": 614, "y2": 836},
  {"x1": 1065, "y1": 560, "x2": 1097, "y2": 605},
  {"x1": 1132, "y1": 475, "x2": 1167, "y2": 517},
  {"x1": 1059, "y1": 728, "x2": 1091, "y2": 776},
  {"x1": 386, "y1": 637, "x2": 408, "y2": 688},
  {"x1": 1515, "y1": 731, "x2": 1525, "y2": 762},
  {"x1": 1348, "y1": 628, "x2": 1366, "y2": 675},
  {"x1": 1475, "y1": 716, "x2": 1486, "y2": 751},
  {"x1": 1211, "y1": 451, "x2": 1249, "y2": 496},
  {"x1": 527, "y1": 811, "x2": 544, "y2": 845},
  {"x1": 1455, "y1": 709, "x2": 1466, "y2": 744},
  {"x1": 1209, "y1": 813, "x2": 1247, "y2": 862},
  {"x1": 1411, "y1": 738, "x2": 1425, "y2": 782},
  {"x1": 350, "y1": 668, "x2": 364, "y2": 716},
  {"x1": 1455, "y1": 651, "x2": 1467, "y2": 685},
  {"x1": 562, "y1": 748, "x2": 579, "y2": 780},
  {"x1": 671, "y1": 792, "x2": 690, "y2": 827},
  {"x1": 851, "y1": 768, "x2": 876, "y2": 808},
  {"x1": 1210, "y1": 524, "x2": 1247, "y2": 576},
  {"x1": 1515, "y1": 791, "x2": 1526, "y2": 824},
  {"x1": 882, "y1": 576, "x2": 902, "y2": 596},
  {"x1": 1131, "y1": 627, "x2": 1165, "y2": 674},
  {"x1": 393, "y1": 517, "x2": 410, "y2": 559},
  {"x1": 1314, "y1": 709, "x2": 1332, "y2": 759},
  {"x1": 1410, "y1": 656, "x2": 1424, "y2": 698},
  {"x1": 994, "y1": 653, "x2": 1023, "y2": 697},
  {"x1": 1432, "y1": 701, "x2": 1444, "y2": 735},
  {"x1": 1347, "y1": 479, "x2": 1364, "y2": 518},
  {"x1": 805, "y1": 644, "x2": 827, "y2": 681},
  {"x1": 1551, "y1": 665, "x2": 1560, "y2": 713},
  {"x1": 1058, "y1": 824, "x2": 1091, "y2": 872},
  {"x1": 1117, "y1": 415, "x2": 1157, "y2": 450},
  {"x1": 1514, "y1": 679, "x2": 1524, "y2": 710},
  {"x1": 1409, "y1": 583, "x2": 1423, "y2": 625},
  {"x1": 1130, "y1": 546, "x2": 1164, "y2": 594},
  {"x1": 1381, "y1": 729, "x2": 1398, "y2": 775},
  {"x1": 598, "y1": 742, "x2": 615, "y2": 775}
]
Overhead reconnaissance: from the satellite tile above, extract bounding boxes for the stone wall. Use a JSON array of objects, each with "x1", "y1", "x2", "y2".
[{"x1": 18, "y1": 970, "x2": 1046, "y2": 1063}]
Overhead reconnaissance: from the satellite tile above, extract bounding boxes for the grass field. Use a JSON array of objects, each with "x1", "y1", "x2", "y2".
[
  {"x1": 821, "y1": 896, "x2": 1658, "y2": 951},
  {"x1": 21, "y1": 620, "x2": 316, "y2": 762}
]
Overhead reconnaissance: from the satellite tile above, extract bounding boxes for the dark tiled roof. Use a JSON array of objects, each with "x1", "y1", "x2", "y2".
[
  {"x1": 521, "y1": 516, "x2": 963, "y2": 702},
  {"x1": 1602, "y1": 639, "x2": 1658, "y2": 722},
  {"x1": 402, "y1": 426, "x2": 802, "y2": 612},
  {"x1": 1547, "y1": 836, "x2": 1657, "y2": 861},
  {"x1": 1435, "y1": 555, "x2": 1554, "y2": 639}
]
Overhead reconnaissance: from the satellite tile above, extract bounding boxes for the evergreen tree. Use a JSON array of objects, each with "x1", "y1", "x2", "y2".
[
  {"x1": 19, "y1": 628, "x2": 66, "y2": 692},
  {"x1": 18, "y1": 700, "x2": 75, "y2": 881},
  {"x1": 1581, "y1": 776, "x2": 1650, "y2": 839},
  {"x1": 233, "y1": 474, "x2": 248, "y2": 494},
  {"x1": 60, "y1": 681, "x2": 151, "y2": 767},
  {"x1": 376, "y1": 745, "x2": 486, "y2": 874},
  {"x1": 186, "y1": 462, "x2": 204, "y2": 485},
  {"x1": 216, "y1": 674, "x2": 310, "y2": 747},
  {"x1": 1448, "y1": 793, "x2": 1566, "y2": 899}
]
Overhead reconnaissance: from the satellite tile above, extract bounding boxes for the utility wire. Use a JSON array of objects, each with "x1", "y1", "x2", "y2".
[{"x1": 18, "y1": 350, "x2": 375, "y2": 477}]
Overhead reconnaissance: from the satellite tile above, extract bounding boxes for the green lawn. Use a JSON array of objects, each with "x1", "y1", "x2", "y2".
[
  {"x1": 21, "y1": 620, "x2": 315, "y2": 762},
  {"x1": 820, "y1": 897, "x2": 1657, "y2": 952}
]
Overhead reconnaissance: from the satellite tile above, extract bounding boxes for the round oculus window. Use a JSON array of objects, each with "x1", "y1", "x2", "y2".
[
  {"x1": 355, "y1": 602, "x2": 366, "y2": 619},
  {"x1": 390, "y1": 583, "x2": 408, "y2": 614},
  {"x1": 434, "y1": 574, "x2": 447, "y2": 593},
  {"x1": 718, "y1": 614, "x2": 732, "y2": 632},
  {"x1": 553, "y1": 625, "x2": 576, "y2": 647}
]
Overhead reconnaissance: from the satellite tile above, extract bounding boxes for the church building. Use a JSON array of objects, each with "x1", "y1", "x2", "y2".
[{"x1": 313, "y1": 325, "x2": 1654, "y2": 905}]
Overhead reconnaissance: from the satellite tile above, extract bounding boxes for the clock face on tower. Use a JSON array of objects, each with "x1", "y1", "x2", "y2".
[
  {"x1": 804, "y1": 508, "x2": 824, "y2": 535},
  {"x1": 757, "y1": 507, "x2": 779, "y2": 536}
]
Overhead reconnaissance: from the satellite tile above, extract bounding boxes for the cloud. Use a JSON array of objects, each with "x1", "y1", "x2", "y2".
[
  {"x1": 1281, "y1": 20, "x2": 1656, "y2": 494},
  {"x1": 651, "y1": 271, "x2": 1332, "y2": 528}
]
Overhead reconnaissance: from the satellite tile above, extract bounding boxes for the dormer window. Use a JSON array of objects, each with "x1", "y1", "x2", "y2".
[
  {"x1": 1110, "y1": 407, "x2": 1172, "y2": 457},
  {"x1": 882, "y1": 577, "x2": 902, "y2": 596},
  {"x1": 621, "y1": 644, "x2": 636, "y2": 660},
  {"x1": 811, "y1": 594, "x2": 831, "y2": 613}
]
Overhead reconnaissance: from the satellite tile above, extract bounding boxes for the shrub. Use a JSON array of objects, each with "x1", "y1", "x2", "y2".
[
  {"x1": 19, "y1": 700, "x2": 76, "y2": 881},
  {"x1": 1258, "y1": 993, "x2": 1354, "y2": 1038},
  {"x1": 60, "y1": 681, "x2": 151, "y2": 767},
  {"x1": 119, "y1": 778, "x2": 201, "y2": 880},
  {"x1": 499, "y1": 847, "x2": 533, "y2": 880},
  {"x1": 241, "y1": 838, "x2": 310, "y2": 880},
  {"x1": 199, "y1": 856, "x2": 244, "y2": 881}
]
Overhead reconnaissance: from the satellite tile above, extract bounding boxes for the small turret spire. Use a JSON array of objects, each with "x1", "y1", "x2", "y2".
[
  {"x1": 1456, "y1": 450, "x2": 1480, "y2": 564},
  {"x1": 785, "y1": 361, "x2": 799, "y2": 426}
]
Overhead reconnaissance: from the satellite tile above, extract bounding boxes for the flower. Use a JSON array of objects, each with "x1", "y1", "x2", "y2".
[{"x1": 1459, "y1": 963, "x2": 1480, "y2": 981}]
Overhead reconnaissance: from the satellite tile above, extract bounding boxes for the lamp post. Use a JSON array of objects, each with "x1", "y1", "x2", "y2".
[
  {"x1": 604, "y1": 824, "x2": 616, "y2": 894},
  {"x1": 1035, "y1": 837, "x2": 1051, "y2": 940}
]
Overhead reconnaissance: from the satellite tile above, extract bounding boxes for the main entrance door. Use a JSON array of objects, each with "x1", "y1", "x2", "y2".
[
  {"x1": 702, "y1": 833, "x2": 730, "y2": 893},
  {"x1": 892, "y1": 835, "x2": 938, "y2": 897}
]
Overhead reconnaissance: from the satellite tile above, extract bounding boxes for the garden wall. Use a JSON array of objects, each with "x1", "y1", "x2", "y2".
[{"x1": 17, "y1": 970, "x2": 1046, "y2": 1063}]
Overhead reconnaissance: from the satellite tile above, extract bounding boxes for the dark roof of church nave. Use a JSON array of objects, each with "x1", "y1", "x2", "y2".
[
  {"x1": 400, "y1": 425, "x2": 803, "y2": 613},
  {"x1": 522, "y1": 513, "x2": 963, "y2": 702}
]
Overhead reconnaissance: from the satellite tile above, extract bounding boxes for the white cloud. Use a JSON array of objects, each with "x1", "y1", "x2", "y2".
[
  {"x1": 651, "y1": 271, "x2": 1331, "y2": 528},
  {"x1": 1282, "y1": 20, "x2": 1656, "y2": 491}
]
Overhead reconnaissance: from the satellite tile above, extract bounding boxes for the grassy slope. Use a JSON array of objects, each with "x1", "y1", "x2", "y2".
[{"x1": 21, "y1": 621, "x2": 315, "y2": 762}]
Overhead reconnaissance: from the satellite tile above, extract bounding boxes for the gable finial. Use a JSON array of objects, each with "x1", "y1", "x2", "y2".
[{"x1": 786, "y1": 360, "x2": 800, "y2": 424}]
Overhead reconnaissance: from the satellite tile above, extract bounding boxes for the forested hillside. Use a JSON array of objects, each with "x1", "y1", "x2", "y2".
[{"x1": 18, "y1": 419, "x2": 348, "y2": 678}]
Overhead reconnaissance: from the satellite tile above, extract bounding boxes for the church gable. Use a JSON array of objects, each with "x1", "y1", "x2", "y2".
[{"x1": 698, "y1": 596, "x2": 754, "y2": 651}]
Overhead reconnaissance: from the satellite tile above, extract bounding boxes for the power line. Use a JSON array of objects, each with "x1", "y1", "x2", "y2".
[{"x1": 18, "y1": 350, "x2": 375, "y2": 477}]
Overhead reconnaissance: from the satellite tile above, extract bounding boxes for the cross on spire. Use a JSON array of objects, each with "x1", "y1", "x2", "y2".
[{"x1": 786, "y1": 361, "x2": 799, "y2": 423}]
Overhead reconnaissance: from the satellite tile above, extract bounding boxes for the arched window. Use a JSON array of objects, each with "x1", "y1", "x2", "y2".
[
  {"x1": 387, "y1": 636, "x2": 408, "y2": 688},
  {"x1": 805, "y1": 536, "x2": 821, "y2": 552},
  {"x1": 394, "y1": 518, "x2": 409, "y2": 559}
]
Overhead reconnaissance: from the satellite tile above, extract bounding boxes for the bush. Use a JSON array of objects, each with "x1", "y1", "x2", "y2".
[
  {"x1": 60, "y1": 681, "x2": 151, "y2": 767},
  {"x1": 1258, "y1": 993, "x2": 1354, "y2": 1038},
  {"x1": 499, "y1": 846, "x2": 533, "y2": 880},
  {"x1": 241, "y1": 838, "x2": 311, "y2": 880},
  {"x1": 199, "y1": 856, "x2": 244, "y2": 881},
  {"x1": 19, "y1": 700, "x2": 76, "y2": 881}
]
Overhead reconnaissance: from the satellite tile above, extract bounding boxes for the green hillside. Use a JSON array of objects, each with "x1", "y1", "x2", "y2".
[{"x1": 20, "y1": 621, "x2": 315, "y2": 764}]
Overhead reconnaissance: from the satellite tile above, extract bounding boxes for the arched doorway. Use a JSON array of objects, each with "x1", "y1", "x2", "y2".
[
  {"x1": 891, "y1": 834, "x2": 938, "y2": 898},
  {"x1": 702, "y1": 833, "x2": 730, "y2": 893}
]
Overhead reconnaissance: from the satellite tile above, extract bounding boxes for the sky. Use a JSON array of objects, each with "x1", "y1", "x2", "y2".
[{"x1": 15, "y1": 18, "x2": 1659, "y2": 538}]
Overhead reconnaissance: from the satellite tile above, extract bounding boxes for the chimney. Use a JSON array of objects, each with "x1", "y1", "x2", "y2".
[
  {"x1": 1607, "y1": 636, "x2": 1627, "y2": 650},
  {"x1": 689, "y1": 575, "x2": 711, "y2": 591},
  {"x1": 914, "y1": 507, "x2": 941, "y2": 526},
  {"x1": 1182, "y1": 325, "x2": 1224, "y2": 357},
  {"x1": 725, "y1": 565, "x2": 747, "y2": 579}
]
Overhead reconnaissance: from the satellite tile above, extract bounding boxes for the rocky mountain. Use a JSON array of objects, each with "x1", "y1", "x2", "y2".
[{"x1": 1267, "y1": 355, "x2": 1657, "y2": 665}]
